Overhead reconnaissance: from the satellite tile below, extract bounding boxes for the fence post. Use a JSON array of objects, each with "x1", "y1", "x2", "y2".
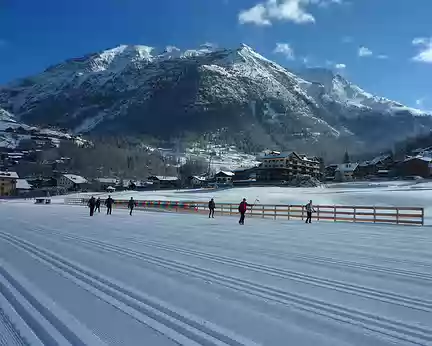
[
  {"x1": 421, "y1": 208, "x2": 424, "y2": 226},
  {"x1": 302, "y1": 206, "x2": 304, "y2": 221},
  {"x1": 353, "y1": 207, "x2": 356, "y2": 223},
  {"x1": 373, "y1": 207, "x2": 376, "y2": 223},
  {"x1": 317, "y1": 206, "x2": 320, "y2": 221},
  {"x1": 221, "y1": 204, "x2": 224, "y2": 216},
  {"x1": 333, "y1": 206, "x2": 336, "y2": 222},
  {"x1": 288, "y1": 205, "x2": 290, "y2": 220},
  {"x1": 396, "y1": 208, "x2": 399, "y2": 225},
  {"x1": 262, "y1": 205, "x2": 265, "y2": 218},
  {"x1": 274, "y1": 206, "x2": 277, "y2": 220},
  {"x1": 230, "y1": 204, "x2": 233, "y2": 215}
]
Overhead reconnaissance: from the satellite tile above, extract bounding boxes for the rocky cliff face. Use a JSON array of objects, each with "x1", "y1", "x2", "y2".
[{"x1": 0, "y1": 44, "x2": 431, "y2": 155}]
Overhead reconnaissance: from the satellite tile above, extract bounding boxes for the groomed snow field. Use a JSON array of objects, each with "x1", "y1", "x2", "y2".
[{"x1": 0, "y1": 184, "x2": 432, "y2": 345}]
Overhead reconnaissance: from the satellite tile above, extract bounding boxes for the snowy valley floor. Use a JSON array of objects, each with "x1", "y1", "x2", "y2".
[{"x1": 0, "y1": 202, "x2": 432, "y2": 345}]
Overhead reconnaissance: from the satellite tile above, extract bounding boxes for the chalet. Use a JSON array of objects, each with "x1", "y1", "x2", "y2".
[
  {"x1": 396, "y1": 156, "x2": 432, "y2": 178},
  {"x1": 16, "y1": 179, "x2": 32, "y2": 195},
  {"x1": 0, "y1": 171, "x2": 18, "y2": 196},
  {"x1": 58, "y1": 174, "x2": 89, "y2": 191},
  {"x1": 233, "y1": 167, "x2": 257, "y2": 181},
  {"x1": 147, "y1": 176, "x2": 179, "y2": 189},
  {"x1": 256, "y1": 151, "x2": 320, "y2": 182},
  {"x1": 215, "y1": 171, "x2": 235, "y2": 184},
  {"x1": 334, "y1": 163, "x2": 359, "y2": 181},
  {"x1": 95, "y1": 178, "x2": 119, "y2": 191},
  {"x1": 357, "y1": 154, "x2": 394, "y2": 178},
  {"x1": 188, "y1": 176, "x2": 207, "y2": 188}
]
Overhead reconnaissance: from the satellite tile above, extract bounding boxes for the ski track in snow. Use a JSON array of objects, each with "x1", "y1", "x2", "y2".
[{"x1": 0, "y1": 202, "x2": 431, "y2": 345}]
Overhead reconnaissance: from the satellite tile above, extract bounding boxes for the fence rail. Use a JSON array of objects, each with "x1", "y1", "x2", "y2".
[{"x1": 64, "y1": 198, "x2": 424, "y2": 226}]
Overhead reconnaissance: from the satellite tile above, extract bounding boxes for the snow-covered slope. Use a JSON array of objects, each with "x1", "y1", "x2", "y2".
[
  {"x1": 0, "y1": 44, "x2": 431, "y2": 155},
  {"x1": 0, "y1": 201, "x2": 431, "y2": 345},
  {"x1": 298, "y1": 68, "x2": 431, "y2": 117},
  {"x1": 0, "y1": 107, "x2": 87, "y2": 149}
]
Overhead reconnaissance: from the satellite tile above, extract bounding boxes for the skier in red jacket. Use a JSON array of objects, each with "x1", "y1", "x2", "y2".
[{"x1": 238, "y1": 198, "x2": 253, "y2": 225}]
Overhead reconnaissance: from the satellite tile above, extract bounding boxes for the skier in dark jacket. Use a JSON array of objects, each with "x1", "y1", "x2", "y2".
[
  {"x1": 105, "y1": 195, "x2": 114, "y2": 215},
  {"x1": 208, "y1": 198, "x2": 215, "y2": 218},
  {"x1": 95, "y1": 197, "x2": 101, "y2": 213},
  {"x1": 238, "y1": 198, "x2": 253, "y2": 225},
  {"x1": 305, "y1": 200, "x2": 315, "y2": 224},
  {"x1": 128, "y1": 197, "x2": 136, "y2": 216},
  {"x1": 88, "y1": 196, "x2": 96, "y2": 216}
]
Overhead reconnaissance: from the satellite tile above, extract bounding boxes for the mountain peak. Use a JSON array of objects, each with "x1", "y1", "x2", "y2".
[{"x1": 1, "y1": 43, "x2": 431, "y2": 157}]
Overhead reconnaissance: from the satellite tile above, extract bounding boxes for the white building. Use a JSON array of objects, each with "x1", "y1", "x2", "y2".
[
  {"x1": 335, "y1": 163, "x2": 359, "y2": 181},
  {"x1": 215, "y1": 171, "x2": 235, "y2": 184},
  {"x1": 58, "y1": 174, "x2": 88, "y2": 190}
]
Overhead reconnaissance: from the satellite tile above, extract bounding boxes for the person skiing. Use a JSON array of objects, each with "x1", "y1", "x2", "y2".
[
  {"x1": 208, "y1": 198, "x2": 215, "y2": 218},
  {"x1": 105, "y1": 195, "x2": 114, "y2": 215},
  {"x1": 95, "y1": 197, "x2": 101, "y2": 213},
  {"x1": 87, "y1": 196, "x2": 96, "y2": 216},
  {"x1": 305, "y1": 200, "x2": 315, "y2": 224},
  {"x1": 128, "y1": 197, "x2": 136, "y2": 216},
  {"x1": 238, "y1": 198, "x2": 253, "y2": 225}
]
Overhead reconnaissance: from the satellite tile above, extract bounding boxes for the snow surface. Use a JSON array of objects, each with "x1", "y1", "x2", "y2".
[{"x1": 0, "y1": 201, "x2": 431, "y2": 345}]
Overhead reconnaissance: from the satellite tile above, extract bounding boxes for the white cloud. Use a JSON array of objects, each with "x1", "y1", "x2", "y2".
[
  {"x1": 239, "y1": 3, "x2": 271, "y2": 25},
  {"x1": 412, "y1": 37, "x2": 432, "y2": 63},
  {"x1": 358, "y1": 46, "x2": 373, "y2": 57},
  {"x1": 335, "y1": 63, "x2": 346, "y2": 69},
  {"x1": 239, "y1": 0, "x2": 343, "y2": 26},
  {"x1": 273, "y1": 42, "x2": 295, "y2": 60}
]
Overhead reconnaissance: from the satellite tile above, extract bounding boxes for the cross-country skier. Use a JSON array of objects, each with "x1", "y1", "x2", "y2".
[
  {"x1": 128, "y1": 197, "x2": 136, "y2": 216},
  {"x1": 208, "y1": 198, "x2": 215, "y2": 218},
  {"x1": 95, "y1": 197, "x2": 101, "y2": 213},
  {"x1": 238, "y1": 198, "x2": 253, "y2": 225},
  {"x1": 105, "y1": 195, "x2": 114, "y2": 215},
  {"x1": 88, "y1": 196, "x2": 96, "y2": 216},
  {"x1": 305, "y1": 200, "x2": 315, "y2": 224}
]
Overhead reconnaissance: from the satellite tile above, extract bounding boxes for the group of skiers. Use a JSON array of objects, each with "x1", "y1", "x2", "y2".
[
  {"x1": 87, "y1": 195, "x2": 316, "y2": 224},
  {"x1": 87, "y1": 195, "x2": 136, "y2": 216}
]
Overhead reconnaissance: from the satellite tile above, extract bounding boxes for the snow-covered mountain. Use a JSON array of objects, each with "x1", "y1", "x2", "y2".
[
  {"x1": 0, "y1": 44, "x2": 431, "y2": 156},
  {"x1": 298, "y1": 68, "x2": 429, "y2": 117}
]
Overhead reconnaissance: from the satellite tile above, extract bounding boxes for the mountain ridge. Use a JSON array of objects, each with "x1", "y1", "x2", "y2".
[{"x1": 0, "y1": 43, "x2": 431, "y2": 157}]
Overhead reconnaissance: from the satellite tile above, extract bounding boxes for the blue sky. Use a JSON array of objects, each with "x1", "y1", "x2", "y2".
[{"x1": 0, "y1": 0, "x2": 431, "y2": 109}]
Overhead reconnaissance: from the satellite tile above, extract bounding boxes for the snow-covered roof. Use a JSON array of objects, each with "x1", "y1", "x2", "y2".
[
  {"x1": 96, "y1": 178, "x2": 118, "y2": 184},
  {"x1": 0, "y1": 171, "x2": 19, "y2": 179},
  {"x1": 403, "y1": 156, "x2": 432, "y2": 163},
  {"x1": 336, "y1": 163, "x2": 359, "y2": 173},
  {"x1": 369, "y1": 154, "x2": 391, "y2": 165},
  {"x1": 192, "y1": 176, "x2": 207, "y2": 181},
  {"x1": 216, "y1": 171, "x2": 235, "y2": 177},
  {"x1": 16, "y1": 179, "x2": 32, "y2": 190},
  {"x1": 258, "y1": 151, "x2": 297, "y2": 160},
  {"x1": 63, "y1": 174, "x2": 88, "y2": 184},
  {"x1": 150, "y1": 176, "x2": 179, "y2": 181}
]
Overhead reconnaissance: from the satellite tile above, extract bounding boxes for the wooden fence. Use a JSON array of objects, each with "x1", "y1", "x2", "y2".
[{"x1": 64, "y1": 198, "x2": 424, "y2": 226}]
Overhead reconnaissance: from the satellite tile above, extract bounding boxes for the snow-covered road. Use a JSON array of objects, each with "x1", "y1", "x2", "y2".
[{"x1": 0, "y1": 202, "x2": 431, "y2": 345}]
